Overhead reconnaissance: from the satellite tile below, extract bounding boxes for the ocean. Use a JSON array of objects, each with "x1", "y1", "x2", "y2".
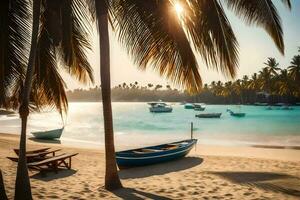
[{"x1": 0, "y1": 102, "x2": 299, "y2": 149}]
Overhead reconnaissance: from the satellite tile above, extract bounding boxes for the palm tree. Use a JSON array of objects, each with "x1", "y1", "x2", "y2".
[
  {"x1": 233, "y1": 79, "x2": 243, "y2": 103},
  {"x1": 248, "y1": 73, "x2": 259, "y2": 102},
  {"x1": 264, "y1": 57, "x2": 280, "y2": 75},
  {"x1": 147, "y1": 83, "x2": 153, "y2": 89},
  {"x1": 288, "y1": 55, "x2": 300, "y2": 82},
  {"x1": 0, "y1": 170, "x2": 7, "y2": 200},
  {"x1": 277, "y1": 69, "x2": 294, "y2": 102},
  {"x1": 1, "y1": 0, "x2": 93, "y2": 198},
  {"x1": 84, "y1": 0, "x2": 291, "y2": 189}
]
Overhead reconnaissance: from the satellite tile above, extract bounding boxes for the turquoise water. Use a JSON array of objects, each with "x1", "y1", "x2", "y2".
[{"x1": 0, "y1": 102, "x2": 299, "y2": 148}]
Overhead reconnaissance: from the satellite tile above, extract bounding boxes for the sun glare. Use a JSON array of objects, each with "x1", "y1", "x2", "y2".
[{"x1": 174, "y1": 3, "x2": 183, "y2": 15}]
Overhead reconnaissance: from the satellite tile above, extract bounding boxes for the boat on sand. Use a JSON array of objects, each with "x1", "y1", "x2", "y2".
[
  {"x1": 116, "y1": 139, "x2": 197, "y2": 168},
  {"x1": 31, "y1": 128, "x2": 64, "y2": 140}
]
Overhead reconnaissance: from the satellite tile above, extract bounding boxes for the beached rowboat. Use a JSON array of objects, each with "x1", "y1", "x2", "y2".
[
  {"x1": 31, "y1": 128, "x2": 64, "y2": 140},
  {"x1": 116, "y1": 139, "x2": 197, "y2": 168}
]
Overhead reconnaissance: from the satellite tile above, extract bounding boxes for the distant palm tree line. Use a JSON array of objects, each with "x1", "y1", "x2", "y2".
[{"x1": 68, "y1": 49, "x2": 300, "y2": 104}]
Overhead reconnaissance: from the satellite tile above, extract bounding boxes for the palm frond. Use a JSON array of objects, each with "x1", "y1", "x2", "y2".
[
  {"x1": 183, "y1": 0, "x2": 239, "y2": 78},
  {"x1": 0, "y1": 0, "x2": 30, "y2": 108},
  {"x1": 41, "y1": 0, "x2": 94, "y2": 85},
  {"x1": 110, "y1": 0, "x2": 201, "y2": 93},
  {"x1": 281, "y1": 0, "x2": 291, "y2": 9},
  {"x1": 59, "y1": 0, "x2": 94, "y2": 84},
  {"x1": 33, "y1": 23, "x2": 68, "y2": 115},
  {"x1": 224, "y1": 0, "x2": 286, "y2": 54}
]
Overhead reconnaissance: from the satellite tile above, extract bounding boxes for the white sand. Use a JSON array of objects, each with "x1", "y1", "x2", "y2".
[{"x1": 1, "y1": 133, "x2": 300, "y2": 199}]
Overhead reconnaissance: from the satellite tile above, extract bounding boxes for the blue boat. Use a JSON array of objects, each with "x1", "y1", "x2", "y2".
[
  {"x1": 227, "y1": 109, "x2": 246, "y2": 117},
  {"x1": 116, "y1": 139, "x2": 197, "y2": 168}
]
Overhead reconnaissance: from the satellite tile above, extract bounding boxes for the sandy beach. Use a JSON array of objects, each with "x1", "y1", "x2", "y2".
[{"x1": 1, "y1": 133, "x2": 300, "y2": 200}]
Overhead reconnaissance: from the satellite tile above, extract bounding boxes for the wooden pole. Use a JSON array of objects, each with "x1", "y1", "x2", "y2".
[{"x1": 191, "y1": 122, "x2": 193, "y2": 139}]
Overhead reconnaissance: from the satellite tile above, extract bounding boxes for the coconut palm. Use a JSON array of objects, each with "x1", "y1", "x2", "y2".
[
  {"x1": 277, "y1": 69, "x2": 294, "y2": 102},
  {"x1": 248, "y1": 73, "x2": 259, "y2": 102},
  {"x1": 2, "y1": 0, "x2": 94, "y2": 198},
  {"x1": 288, "y1": 55, "x2": 300, "y2": 82},
  {"x1": 0, "y1": 170, "x2": 7, "y2": 200},
  {"x1": 264, "y1": 57, "x2": 280, "y2": 75},
  {"x1": 258, "y1": 67, "x2": 273, "y2": 93},
  {"x1": 83, "y1": 0, "x2": 292, "y2": 189}
]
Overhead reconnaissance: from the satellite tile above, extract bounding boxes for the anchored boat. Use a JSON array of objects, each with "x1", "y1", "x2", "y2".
[
  {"x1": 148, "y1": 101, "x2": 173, "y2": 113},
  {"x1": 227, "y1": 109, "x2": 246, "y2": 117},
  {"x1": 195, "y1": 113, "x2": 222, "y2": 118},
  {"x1": 184, "y1": 103, "x2": 194, "y2": 109},
  {"x1": 116, "y1": 139, "x2": 197, "y2": 168},
  {"x1": 194, "y1": 104, "x2": 206, "y2": 111}
]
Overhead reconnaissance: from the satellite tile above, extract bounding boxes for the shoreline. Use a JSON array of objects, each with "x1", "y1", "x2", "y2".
[
  {"x1": 1, "y1": 132, "x2": 300, "y2": 199},
  {"x1": 1, "y1": 132, "x2": 300, "y2": 162}
]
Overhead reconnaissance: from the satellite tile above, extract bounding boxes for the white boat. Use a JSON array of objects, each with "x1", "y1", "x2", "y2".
[
  {"x1": 32, "y1": 127, "x2": 64, "y2": 140},
  {"x1": 194, "y1": 103, "x2": 206, "y2": 111},
  {"x1": 148, "y1": 102, "x2": 173, "y2": 113},
  {"x1": 280, "y1": 105, "x2": 293, "y2": 110},
  {"x1": 184, "y1": 103, "x2": 194, "y2": 109}
]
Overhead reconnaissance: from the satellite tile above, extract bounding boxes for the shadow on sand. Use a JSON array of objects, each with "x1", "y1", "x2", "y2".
[
  {"x1": 111, "y1": 187, "x2": 171, "y2": 200},
  {"x1": 31, "y1": 169, "x2": 77, "y2": 182},
  {"x1": 119, "y1": 157, "x2": 203, "y2": 179},
  {"x1": 212, "y1": 171, "x2": 300, "y2": 197},
  {"x1": 29, "y1": 137, "x2": 61, "y2": 144}
]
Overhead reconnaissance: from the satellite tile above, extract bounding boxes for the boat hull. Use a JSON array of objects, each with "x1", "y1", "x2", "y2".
[
  {"x1": 184, "y1": 104, "x2": 194, "y2": 109},
  {"x1": 32, "y1": 128, "x2": 63, "y2": 140},
  {"x1": 116, "y1": 139, "x2": 197, "y2": 168},
  {"x1": 149, "y1": 107, "x2": 173, "y2": 113},
  {"x1": 195, "y1": 113, "x2": 222, "y2": 118},
  {"x1": 230, "y1": 113, "x2": 246, "y2": 117}
]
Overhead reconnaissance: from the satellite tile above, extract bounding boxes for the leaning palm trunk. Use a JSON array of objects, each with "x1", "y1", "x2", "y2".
[
  {"x1": 96, "y1": 3, "x2": 122, "y2": 190},
  {"x1": 0, "y1": 170, "x2": 8, "y2": 200},
  {"x1": 15, "y1": 0, "x2": 41, "y2": 199}
]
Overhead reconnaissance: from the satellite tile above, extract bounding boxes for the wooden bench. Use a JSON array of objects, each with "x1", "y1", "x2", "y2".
[
  {"x1": 14, "y1": 147, "x2": 50, "y2": 155},
  {"x1": 7, "y1": 149, "x2": 62, "y2": 163},
  {"x1": 27, "y1": 153, "x2": 78, "y2": 173}
]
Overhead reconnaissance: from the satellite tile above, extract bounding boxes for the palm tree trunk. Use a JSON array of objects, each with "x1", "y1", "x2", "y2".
[
  {"x1": 96, "y1": 2, "x2": 122, "y2": 190},
  {"x1": 0, "y1": 170, "x2": 8, "y2": 200},
  {"x1": 15, "y1": 0, "x2": 41, "y2": 199}
]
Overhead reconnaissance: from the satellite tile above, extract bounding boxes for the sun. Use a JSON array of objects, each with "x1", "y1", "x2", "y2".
[{"x1": 174, "y1": 3, "x2": 184, "y2": 15}]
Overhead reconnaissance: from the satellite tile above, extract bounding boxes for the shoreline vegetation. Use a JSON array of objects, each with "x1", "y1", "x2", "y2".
[
  {"x1": 1, "y1": 133, "x2": 300, "y2": 199},
  {"x1": 67, "y1": 55, "x2": 300, "y2": 104}
]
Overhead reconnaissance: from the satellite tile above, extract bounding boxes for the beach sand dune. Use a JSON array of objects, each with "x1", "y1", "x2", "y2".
[{"x1": 1, "y1": 133, "x2": 300, "y2": 199}]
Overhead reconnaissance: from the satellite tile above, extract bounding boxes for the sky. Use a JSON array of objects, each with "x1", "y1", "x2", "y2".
[{"x1": 63, "y1": 0, "x2": 300, "y2": 90}]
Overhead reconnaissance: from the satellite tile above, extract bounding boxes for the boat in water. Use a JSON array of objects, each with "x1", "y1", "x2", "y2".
[
  {"x1": 184, "y1": 103, "x2": 194, "y2": 109},
  {"x1": 148, "y1": 101, "x2": 172, "y2": 113},
  {"x1": 280, "y1": 104, "x2": 293, "y2": 110},
  {"x1": 31, "y1": 127, "x2": 64, "y2": 140},
  {"x1": 227, "y1": 109, "x2": 246, "y2": 117},
  {"x1": 116, "y1": 139, "x2": 197, "y2": 168},
  {"x1": 194, "y1": 103, "x2": 205, "y2": 111},
  {"x1": 195, "y1": 113, "x2": 222, "y2": 118}
]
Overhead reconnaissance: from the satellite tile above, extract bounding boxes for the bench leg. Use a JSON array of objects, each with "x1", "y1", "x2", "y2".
[{"x1": 69, "y1": 157, "x2": 72, "y2": 169}]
